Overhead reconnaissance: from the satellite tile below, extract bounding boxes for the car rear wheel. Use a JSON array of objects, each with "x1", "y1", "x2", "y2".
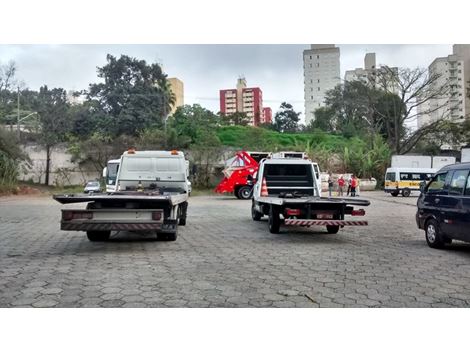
[
  {"x1": 238, "y1": 186, "x2": 253, "y2": 200},
  {"x1": 268, "y1": 206, "x2": 280, "y2": 234},
  {"x1": 86, "y1": 231, "x2": 111, "y2": 242},
  {"x1": 425, "y1": 219, "x2": 446, "y2": 249},
  {"x1": 402, "y1": 188, "x2": 411, "y2": 197}
]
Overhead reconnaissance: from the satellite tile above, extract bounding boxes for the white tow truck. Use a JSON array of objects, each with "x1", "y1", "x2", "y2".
[
  {"x1": 54, "y1": 149, "x2": 189, "y2": 242},
  {"x1": 251, "y1": 154, "x2": 370, "y2": 234}
]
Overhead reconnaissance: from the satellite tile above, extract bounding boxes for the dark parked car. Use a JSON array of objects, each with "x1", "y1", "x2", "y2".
[{"x1": 416, "y1": 162, "x2": 470, "y2": 249}]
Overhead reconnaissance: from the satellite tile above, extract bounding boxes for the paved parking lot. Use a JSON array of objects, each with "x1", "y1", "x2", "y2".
[{"x1": 1, "y1": 191, "x2": 470, "y2": 308}]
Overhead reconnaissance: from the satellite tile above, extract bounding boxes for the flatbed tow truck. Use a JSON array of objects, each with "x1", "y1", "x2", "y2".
[
  {"x1": 251, "y1": 155, "x2": 370, "y2": 234},
  {"x1": 54, "y1": 149, "x2": 189, "y2": 242}
]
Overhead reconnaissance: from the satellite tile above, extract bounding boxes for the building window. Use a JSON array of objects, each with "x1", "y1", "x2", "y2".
[
  {"x1": 317, "y1": 87, "x2": 320, "y2": 91},
  {"x1": 311, "y1": 96, "x2": 313, "y2": 100},
  {"x1": 310, "y1": 64, "x2": 312, "y2": 68},
  {"x1": 317, "y1": 55, "x2": 319, "y2": 59},
  {"x1": 317, "y1": 79, "x2": 320, "y2": 83},
  {"x1": 310, "y1": 79, "x2": 313, "y2": 83},
  {"x1": 310, "y1": 55, "x2": 312, "y2": 59},
  {"x1": 310, "y1": 88, "x2": 313, "y2": 91},
  {"x1": 317, "y1": 63, "x2": 320, "y2": 67}
]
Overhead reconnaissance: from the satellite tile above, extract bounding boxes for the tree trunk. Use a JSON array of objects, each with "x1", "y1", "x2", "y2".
[{"x1": 45, "y1": 145, "x2": 51, "y2": 186}]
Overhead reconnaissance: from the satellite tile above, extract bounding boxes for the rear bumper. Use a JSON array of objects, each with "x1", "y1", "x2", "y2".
[
  {"x1": 284, "y1": 219, "x2": 368, "y2": 227},
  {"x1": 61, "y1": 221, "x2": 162, "y2": 231}
]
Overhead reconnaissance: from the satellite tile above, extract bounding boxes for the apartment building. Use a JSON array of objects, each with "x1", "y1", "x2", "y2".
[
  {"x1": 168, "y1": 77, "x2": 184, "y2": 115},
  {"x1": 303, "y1": 44, "x2": 341, "y2": 125},
  {"x1": 219, "y1": 77, "x2": 271, "y2": 126},
  {"x1": 417, "y1": 45, "x2": 470, "y2": 128}
]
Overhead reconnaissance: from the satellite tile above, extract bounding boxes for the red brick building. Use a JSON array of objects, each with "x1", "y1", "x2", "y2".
[{"x1": 219, "y1": 78, "x2": 272, "y2": 126}]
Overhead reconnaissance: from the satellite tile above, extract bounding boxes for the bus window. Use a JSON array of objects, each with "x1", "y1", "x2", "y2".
[{"x1": 386, "y1": 172, "x2": 396, "y2": 182}]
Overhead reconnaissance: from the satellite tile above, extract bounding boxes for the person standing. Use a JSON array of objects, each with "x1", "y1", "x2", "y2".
[
  {"x1": 346, "y1": 175, "x2": 352, "y2": 196},
  {"x1": 337, "y1": 175, "x2": 345, "y2": 197},
  {"x1": 350, "y1": 174, "x2": 358, "y2": 197},
  {"x1": 327, "y1": 173, "x2": 334, "y2": 197}
]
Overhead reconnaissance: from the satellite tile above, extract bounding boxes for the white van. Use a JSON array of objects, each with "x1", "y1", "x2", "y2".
[{"x1": 384, "y1": 167, "x2": 437, "y2": 197}]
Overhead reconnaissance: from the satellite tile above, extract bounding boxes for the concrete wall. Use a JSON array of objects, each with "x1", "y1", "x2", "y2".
[{"x1": 19, "y1": 143, "x2": 100, "y2": 186}]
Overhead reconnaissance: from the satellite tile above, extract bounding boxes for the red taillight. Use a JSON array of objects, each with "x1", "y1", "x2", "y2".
[
  {"x1": 285, "y1": 208, "x2": 301, "y2": 216},
  {"x1": 152, "y1": 211, "x2": 163, "y2": 221},
  {"x1": 62, "y1": 211, "x2": 93, "y2": 221},
  {"x1": 351, "y1": 209, "x2": 365, "y2": 216}
]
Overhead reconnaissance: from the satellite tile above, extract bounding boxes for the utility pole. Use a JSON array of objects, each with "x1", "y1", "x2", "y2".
[{"x1": 17, "y1": 87, "x2": 20, "y2": 140}]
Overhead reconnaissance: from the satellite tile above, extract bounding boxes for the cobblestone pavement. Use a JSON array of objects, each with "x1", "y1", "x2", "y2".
[{"x1": 1, "y1": 192, "x2": 469, "y2": 308}]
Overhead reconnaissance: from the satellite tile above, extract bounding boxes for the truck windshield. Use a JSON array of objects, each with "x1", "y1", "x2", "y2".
[{"x1": 107, "y1": 162, "x2": 119, "y2": 184}]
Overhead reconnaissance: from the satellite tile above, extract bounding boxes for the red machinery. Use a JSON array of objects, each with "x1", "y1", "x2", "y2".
[{"x1": 214, "y1": 151, "x2": 269, "y2": 199}]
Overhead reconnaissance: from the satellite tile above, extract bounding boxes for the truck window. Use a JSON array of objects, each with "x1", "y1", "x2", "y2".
[
  {"x1": 448, "y1": 170, "x2": 468, "y2": 195},
  {"x1": 426, "y1": 173, "x2": 447, "y2": 193},
  {"x1": 385, "y1": 172, "x2": 396, "y2": 182}
]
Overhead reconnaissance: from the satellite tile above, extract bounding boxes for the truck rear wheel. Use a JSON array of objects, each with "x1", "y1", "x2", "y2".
[
  {"x1": 268, "y1": 206, "x2": 280, "y2": 234},
  {"x1": 157, "y1": 232, "x2": 178, "y2": 241},
  {"x1": 86, "y1": 231, "x2": 111, "y2": 242},
  {"x1": 326, "y1": 225, "x2": 340, "y2": 234},
  {"x1": 238, "y1": 186, "x2": 253, "y2": 200},
  {"x1": 391, "y1": 190, "x2": 399, "y2": 197},
  {"x1": 251, "y1": 201, "x2": 262, "y2": 221}
]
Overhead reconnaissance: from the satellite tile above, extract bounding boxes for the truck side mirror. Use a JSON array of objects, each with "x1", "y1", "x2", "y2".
[{"x1": 102, "y1": 167, "x2": 107, "y2": 178}]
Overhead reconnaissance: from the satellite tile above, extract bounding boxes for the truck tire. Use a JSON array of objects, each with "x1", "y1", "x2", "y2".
[
  {"x1": 425, "y1": 219, "x2": 446, "y2": 249},
  {"x1": 234, "y1": 188, "x2": 242, "y2": 199},
  {"x1": 157, "y1": 231, "x2": 178, "y2": 241},
  {"x1": 251, "y1": 201, "x2": 262, "y2": 221},
  {"x1": 402, "y1": 188, "x2": 411, "y2": 197},
  {"x1": 86, "y1": 231, "x2": 111, "y2": 242},
  {"x1": 326, "y1": 225, "x2": 340, "y2": 234},
  {"x1": 178, "y1": 202, "x2": 187, "y2": 226},
  {"x1": 238, "y1": 186, "x2": 253, "y2": 200},
  {"x1": 391, "y1": 190, "x2": 399, "y2": 197},
  {"x1": 268, "y1": 206, "x2": 280, "y2": 234}
]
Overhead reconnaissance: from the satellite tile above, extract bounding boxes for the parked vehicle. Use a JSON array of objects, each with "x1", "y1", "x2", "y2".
[
  {"x1": 384, "y1": 167, "x2": 437, "y2": 197},
  {"x1": 84, "y1": 181, "x2": 101, "y2": 194},
  {"x1": 416, "y1": 162, "x2": 470, "y2": 249},
  {"x1": 251, "y1": 154, "x2": 369, "y2": 234},
  {"x1": 215, "y1": 151, "x2": 269, "y2": 199},
  {"x1": 103, "y1": 159, "x2": 120, "y2": 192},
  {"x1": 54, "y1": 149, "x2": 189, "y2": 242}
]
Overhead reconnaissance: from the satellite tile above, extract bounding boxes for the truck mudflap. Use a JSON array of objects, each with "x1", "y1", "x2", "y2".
[
  {"x1": 284, "y1": 219, "x2": 368, "y2": 227},
  {"x1": 61, "y1": 222, "x2": 162, "y2": 231}
]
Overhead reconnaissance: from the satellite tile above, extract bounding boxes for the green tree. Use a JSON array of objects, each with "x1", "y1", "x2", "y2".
[
  {"x1": 273, "y1": 102, "x2": 300, "y2": 132},
  {"x1": 172, "y1": 104, "x2": 220, "y2": 145},
  {"x1": 219, "y1": 111, "x2": 251, "y2": 126},
  {"x1": 86, "y1": 54, "x2": 174, "y2": 137},
  {"x1": 308, "y1": 106, "x2": 335, "y2": 132},
  {"x1": 34, "y1": 86, "x2": 71, "y2": 185}
]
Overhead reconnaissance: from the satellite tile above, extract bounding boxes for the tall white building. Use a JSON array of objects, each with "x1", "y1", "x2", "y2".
[
  {"x1": 417, "y1": 44, "x2": 470, "y2": 128},
  {"x1": 303, "y1": 44, "x2": 340, "y2": 125},
  {"x1": 344, "y1": 53, "x2": 376, "y2": 84}
]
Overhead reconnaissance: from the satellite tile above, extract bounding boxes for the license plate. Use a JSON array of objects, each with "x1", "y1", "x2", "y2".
[{"x1": 317, "y1": 213, "x2": 333, "y2": 219}]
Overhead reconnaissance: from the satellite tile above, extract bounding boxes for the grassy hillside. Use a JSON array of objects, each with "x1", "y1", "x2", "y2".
[{"x1": 216, "y1": 126, "x2": 363, "y2": 152}]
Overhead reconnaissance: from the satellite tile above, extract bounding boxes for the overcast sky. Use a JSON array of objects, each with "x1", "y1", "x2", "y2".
[{"x1": 0, "y1": 44, "x2": 453, "y2": 123}]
